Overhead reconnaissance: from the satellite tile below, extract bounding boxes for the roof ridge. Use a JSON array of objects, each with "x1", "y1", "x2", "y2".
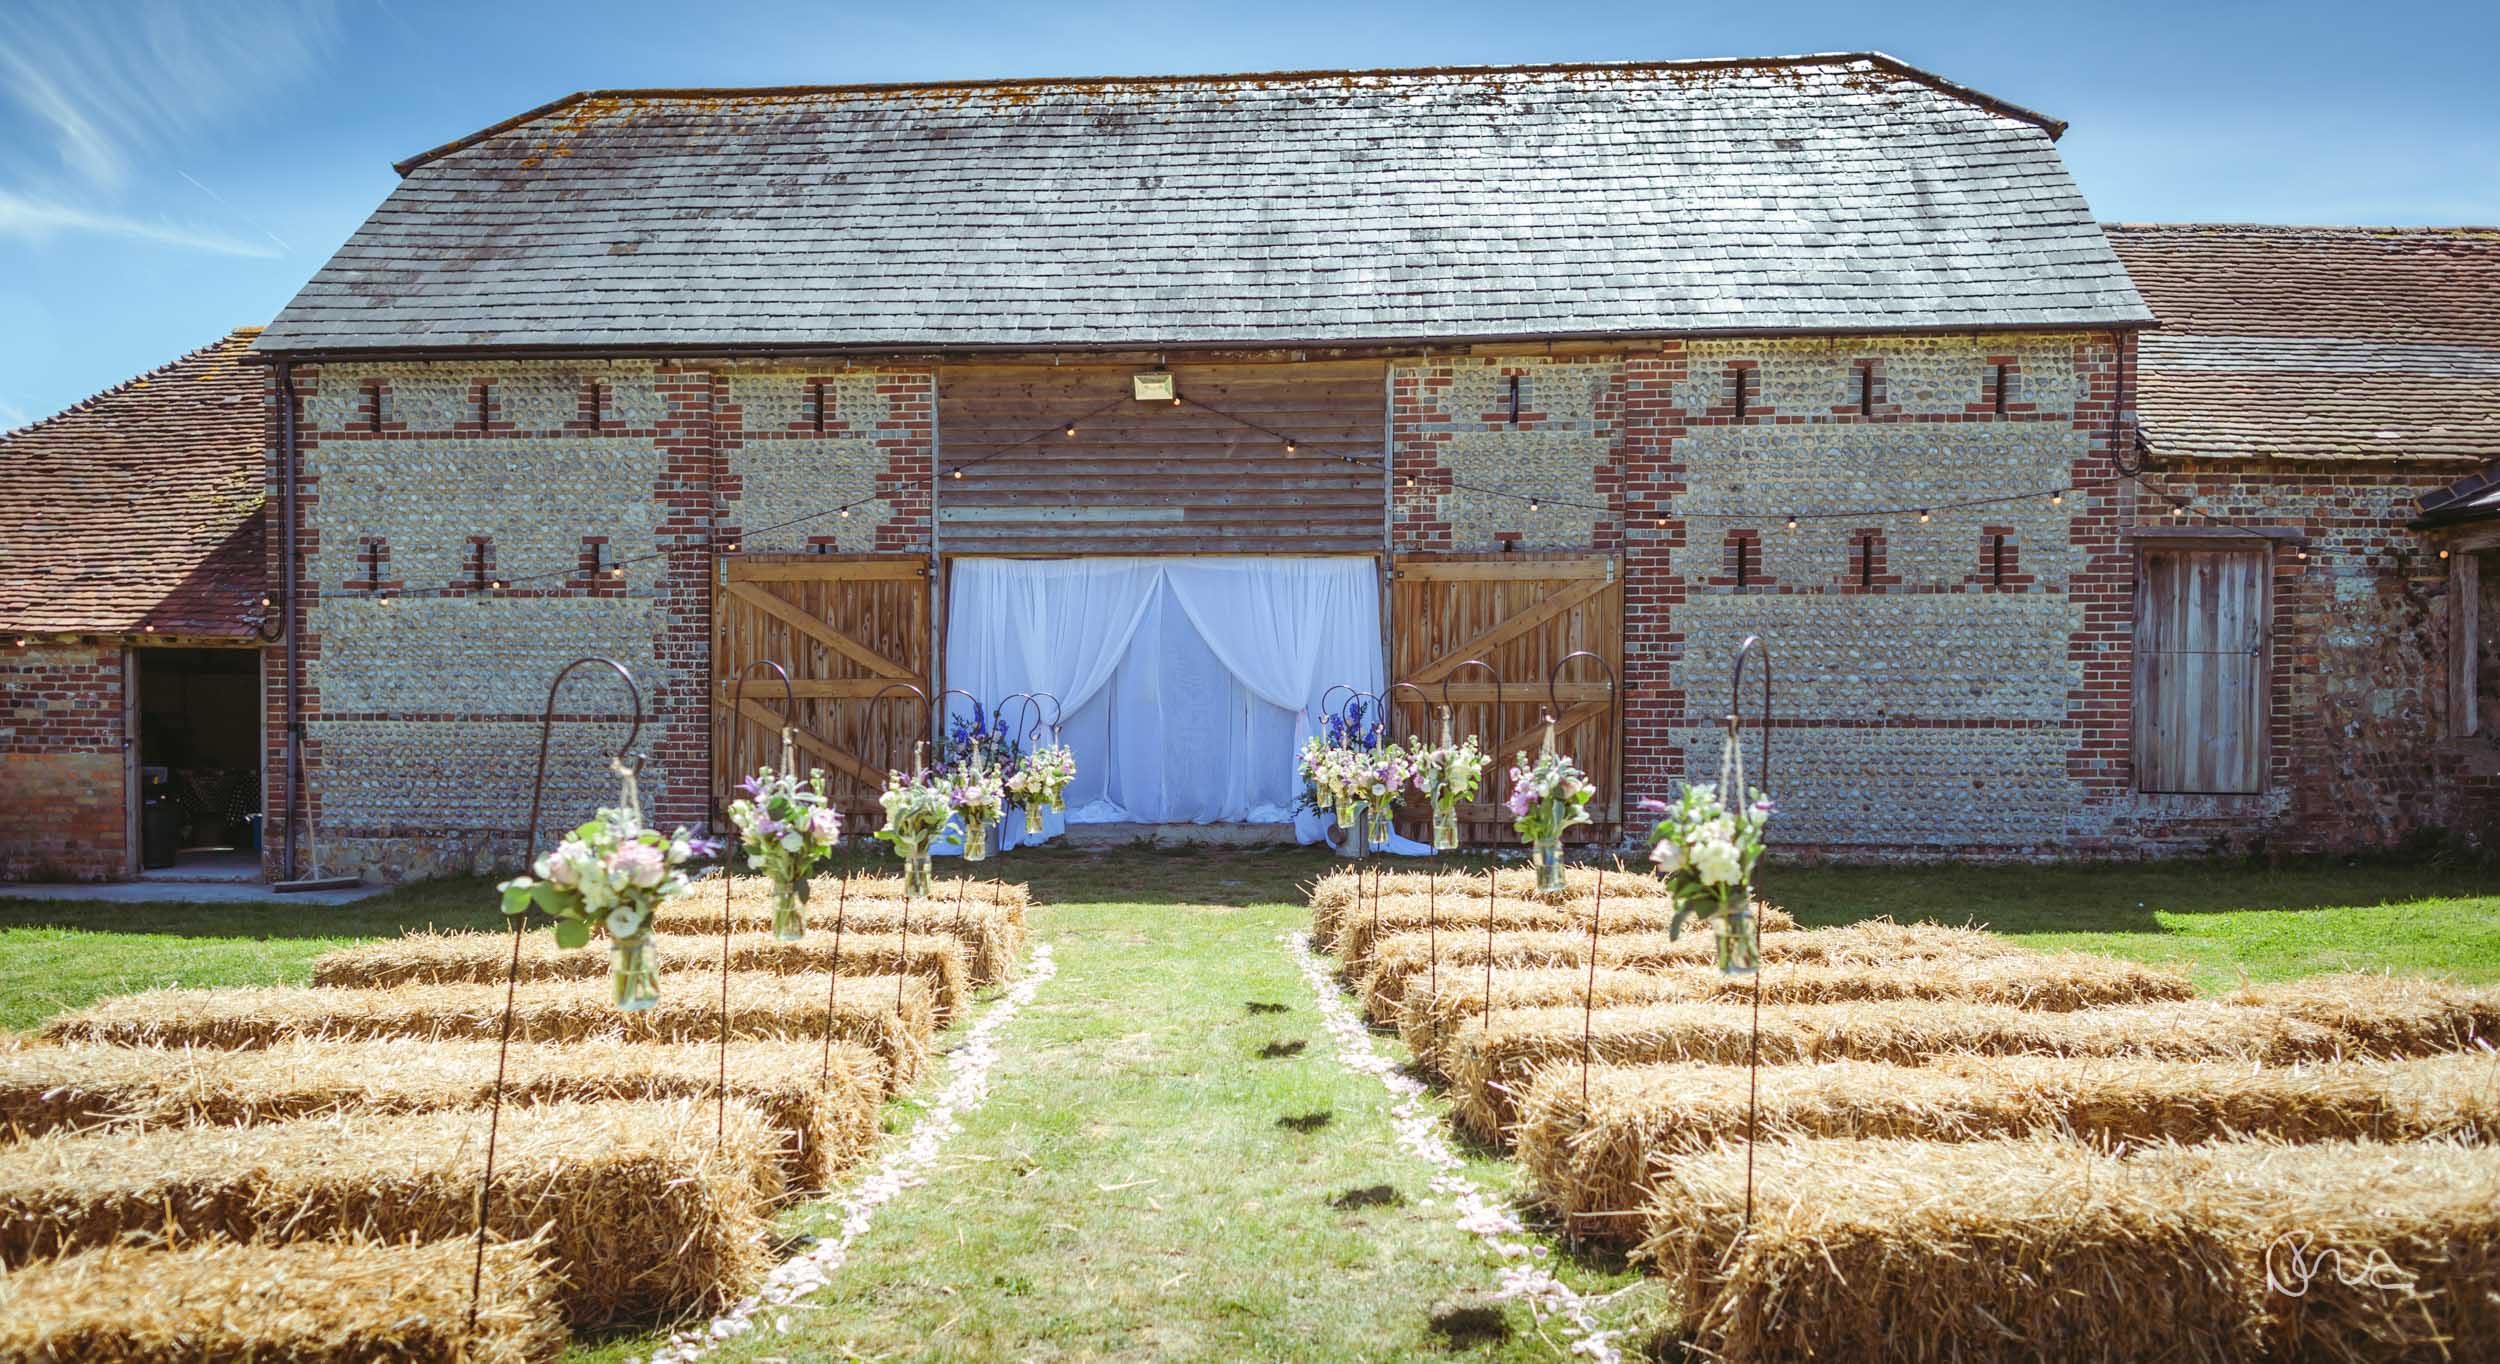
[
  {"x1": 2105, "y1": 222, "x2": 2500, "y2": 234},
  {"x1": 0, "y1": 327, "x2": 260, "y2": 445},
  {"x1": 393, "y1": 50, "x2": 2065, "y2": 175}
]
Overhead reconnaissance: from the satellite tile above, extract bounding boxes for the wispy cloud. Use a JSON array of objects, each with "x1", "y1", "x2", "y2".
[
  {"x1": 0, "y1": 189, "x2": 281, "y2": 258},
  {"x1": 0, "y1": 397, "x2": 28, "y2": 431},
  {"x1": 0, "y1": 0, "x2": 340, "y2": 190}
]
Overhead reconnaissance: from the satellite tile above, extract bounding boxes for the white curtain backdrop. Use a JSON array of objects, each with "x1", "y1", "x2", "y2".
[{"x1": 942, "y1": 556, "x2": 1402, "y2": 849}]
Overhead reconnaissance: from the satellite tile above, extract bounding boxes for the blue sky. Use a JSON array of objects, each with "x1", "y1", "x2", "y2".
[{"x1": 2, "y1": 0, "x2": 2494, "y2": 425}]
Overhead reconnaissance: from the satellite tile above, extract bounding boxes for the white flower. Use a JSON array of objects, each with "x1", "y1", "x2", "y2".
[
  {"x1": 605, "y1": 904, "x2": 646, "y2": 938},
  {"x1": 1691, "y1": 835, "x2": 1742, "y2": 887}
]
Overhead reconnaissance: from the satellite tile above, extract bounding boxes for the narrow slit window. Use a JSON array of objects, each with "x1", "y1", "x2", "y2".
[
  {"x1": 811, "y1": 380, "x2": 827, "y2": 434},
  {"x1": 1859, "y1": 366, "x2": 1875, "y2": 417},
  {"x1": 475, "y1": 383, "x2": 492, "y2": 429},
  {"x1": 364, "y1": 380, "x2": 383, "y2": 434},
  {"x1": 1993, "y1": 364, "x2": 2010, "y2": 414},
  {"x1": 1859, "y1": 533, "x2": 1875, "y2": 588},
  {"x1": 1991, "y1": 533, "x2": 2007, "y2": 586},
  {"x1": 1507, "y1": 374, "x2": 1522, "y2": 425},
  {"x1": 1732, "y1": 368, "x2": 1749, "y2": 421},
  {"x1": 587, "y1": 380, "x2": 604, "y2": 428},
  {"x1": 1735, "y1": 537, "x2": 1752, "y2": 587}
]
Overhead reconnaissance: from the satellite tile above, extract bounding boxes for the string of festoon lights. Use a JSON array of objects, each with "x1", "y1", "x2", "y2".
[{"x1": 251, "y1": 394, "x2": 2325, "y2": 619}]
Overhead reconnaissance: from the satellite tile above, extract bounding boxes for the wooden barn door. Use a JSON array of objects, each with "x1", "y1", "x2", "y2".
[
  {"x1": 2134, "y1": 545, "x2": 2268, "y2": 794},
  {"x1": 1389, "y1": 555, "x2": 1624, "y2": 843},
  {"x1": 713, "y1": 555, "x2": 931, "y2": 823}
]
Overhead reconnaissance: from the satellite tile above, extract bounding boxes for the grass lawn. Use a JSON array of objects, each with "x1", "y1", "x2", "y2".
[{"x1": 1, "y1": 846, "x2": 2493, "y2": 1359}]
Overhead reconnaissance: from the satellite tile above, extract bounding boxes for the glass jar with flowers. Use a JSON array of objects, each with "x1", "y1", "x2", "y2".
[
  {"x1": 947, "y1": 752, "x2": 1007, "y2": 862},
  {"x1": 1507, "y1": 737, "x2": 1595, "y2": 894},
  {"x1": 1644, "y1": 783, "x2": 1773, "y2": 975},
  {"x1": 497, "y1": 805, "x2": 710, "y2": 1010},
  {"x1": 1006, "y1": 741, "x2": 1077, "y2": 832},
  {"x1": 727, "y1": 764, "x2": 842, "y2": 940},
  {"x1": 1347, "y1": 743, "x2": 1413, "y2": 855},
  {"x1": 877, "y1": 752, "x2": 954, "y2": 899},
  {"x1": 1409, "y1": 710, "x2": 1488, "y2": 852}
]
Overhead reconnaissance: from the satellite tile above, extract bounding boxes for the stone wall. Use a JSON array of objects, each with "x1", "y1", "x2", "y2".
[
  {"x1": 1392, "y1": 336, "x2": 2125, "y2": 857},
  {"x1": 266, "y1": 360, "x2": 933, "y2": 882},
  {"x1": 0, "y1": 643, "x2": 126, "y2": 879},
  {"x1": 1388, "y1": 336, "x2": 2489, "y2": 857}
]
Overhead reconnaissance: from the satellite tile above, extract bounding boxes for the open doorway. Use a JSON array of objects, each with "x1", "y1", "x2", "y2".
[{"x1": 135, "y1": 647, "x2": 262, "y2": 880}]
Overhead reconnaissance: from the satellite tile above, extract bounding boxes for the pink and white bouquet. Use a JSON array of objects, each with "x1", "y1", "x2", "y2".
[
  {"x1": 497, "y1": 804, "x2": 712, "y2": 1009},
  {"x1": 1006, "y1": 743, "x2": 1076, "y2": 822},
  {"x1": 945, "y1": 754, "x2": 1007, "y2": 862},
  {"x1": 1347, "y1": 743, "x2": 1414, "y2": 821},
  {"x1": 1508, "y1": 747, "x2": 1595, "y2": 892},
  {"x1": 1642, "y1": 783, "x2": 1772, "y2": 974},
  {"x1": 1409, "y1": 728, "x2": 1488, "y2": 850},
  {"x1": 729, "y1": 766, "x2": 843, "y2": 940},
  {"x1": 1297, "y1": 735, "x2": 1350, "y2": 813}
]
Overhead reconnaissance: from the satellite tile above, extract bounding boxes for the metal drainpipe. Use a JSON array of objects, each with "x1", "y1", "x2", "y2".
[{"x1": 278, "y1": 360, "x2": 302, "y2": 879}]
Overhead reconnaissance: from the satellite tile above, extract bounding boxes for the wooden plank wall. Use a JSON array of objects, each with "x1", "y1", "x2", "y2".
[
  {"x1": 1388, "y1": 554, "x2": 1625, "y2": 844},
  {"x1": 936, "y1": 360, "x2": 1385, "y2": 555},
  {"x1": 2133, "y1": 546, "x2": 2266, "y2": 794},
  {"x1": 713, "y1": 555, "x2": 932, "y2": 823}
]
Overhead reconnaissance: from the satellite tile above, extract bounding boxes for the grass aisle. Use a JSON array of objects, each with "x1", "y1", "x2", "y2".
[{"x1": 585, "y1": 847, "x2": 1639, "y2": 1363}]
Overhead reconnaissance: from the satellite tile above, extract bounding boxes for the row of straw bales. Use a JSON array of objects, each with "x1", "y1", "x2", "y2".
[
  {"x1": 669, "y1": 888, "x2": 1026, "y2": 985},
  {"x1": 1518, "y1": 1053, "x2": 2500, "y2": 1241},
  {"x1": 0, "y1": 870, "x2": 1031, "y2": 1354},
  {"x1": 1310, "y1": 863, "x2": 1672, "y2": 948},
  {"x1": 1641, "y1": 1135, "x2": 2500, "y2": 1364},
  {"x1": 1441, "y1": 976, "x2": 2500, "y2": 1142},
  {"x1": 0, "y1": 1037, "x2": 885, "y2": 1189},
  {"x1": 312, "y1": 928, "x2": 971, "y2": 1020},
  {"x1": 1306, "y1": 872, "x2": 2500, "y2": 1362}
]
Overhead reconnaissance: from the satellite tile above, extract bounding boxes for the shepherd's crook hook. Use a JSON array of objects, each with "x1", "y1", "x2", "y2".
[{"x1": 475, "y1": 657, "x2": 644, "y2": 1339}]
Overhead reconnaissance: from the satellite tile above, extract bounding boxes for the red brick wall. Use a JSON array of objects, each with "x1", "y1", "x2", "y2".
[{"x1": 1, "y1": 643, "x2": 128, "y2": 880}]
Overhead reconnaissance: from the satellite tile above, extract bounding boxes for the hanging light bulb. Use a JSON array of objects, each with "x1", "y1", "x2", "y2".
[
  {"x1": 1918, "y1": 509, "x2": 1932, "y2": 524},
  {"x1": 1062, "y1": 421, "x2": 1077, "y2": 438},
  {"x1": 1528, "y1": 497, "x2": 1540, "y2": 512},
  {"x1": 2050, "y1": 489, "x2": 2065, "y2": 507},
  {"x1": 490, "y1": 580, "x2": 504, "y2": 590},
  {"x1": 2296, "y1": 548, "x2": 2309, "y2": 561},
  {"x1": 951, "y1": 468, "x2": 964, "y2": 480},
  {"x1": 2439, "y1": 547, "x2": 2451, "y2": 560},
  {"x1": 1785, "y1": 513, "x2": 1799, "y2": 530},
  {"x1": 1655, "y1": 517, "x2": 1667, "y2": 529},
  {"x1": 1283, "y1": 439, "x2": 1298, "y2": 454},
  {"x1": 840, "y1": 506, "x2": 852, "y2": 519}
]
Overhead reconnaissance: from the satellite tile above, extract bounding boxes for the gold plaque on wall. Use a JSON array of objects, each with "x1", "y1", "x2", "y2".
[{"x1": 1131, "y1": 371, "x2": 1176, "y2": 402}]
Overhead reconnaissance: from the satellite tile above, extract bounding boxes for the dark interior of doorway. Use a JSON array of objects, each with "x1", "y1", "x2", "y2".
[{"x1": 136, "y1": 647, "x2": 260, "y2": 873}]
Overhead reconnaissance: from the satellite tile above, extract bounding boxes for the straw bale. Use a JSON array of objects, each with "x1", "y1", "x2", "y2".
[
  {"x1": 1398, "y1": 952, "x2": 2196, "y2": 1070},
  {"x1": 0, "y1": 1236, "x2": 564, "y2": 1363},
  {"x1": 1332, "y1": 893, "x2": 1796, "y2": 978},
  {"x1": 1520, "y1": 1054, "x2": 2500, "y2": 1241},
  {"x1": 1311, "y1": 865, "x2": 1673, "y2": 949},
  {"x1": 1634, "y1": 1136, "x2": 2254, "y2": 1364},
  {"x1": 1358, "y1": 919, "x2": 2024, "y2": 1022},
  {"x1": 41, "y1": 973, "x2": 933, "y2": 1093},
  {"x1": 313, "y1": 929, "x2": 969, "y2": 1020},
  {"x1": 0, "y1": 1098, "x2": 781, "y2": 1325},
  {"x1": 2145, "y1": 1139, "x2": 2500, "y2": 1364},
  {"x1": 0, "y1": 1037, "x2": 883, "y2": 1188},
  {"x1": 2225, "y1": 972, "x2": 2500, "y2": 1055},
  {"x1": 659, "y1": 895, "x2": 1024, "y2": 986},
  {"x1": 1441, "y1": 992, "x2": 2496, "y2": 1144}
]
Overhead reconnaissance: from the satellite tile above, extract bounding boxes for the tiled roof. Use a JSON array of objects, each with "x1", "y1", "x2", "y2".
[
  {"x1": 255, "y1": 53, "x2": 2150, "y2": 355},
  {"x1": 0, "y1": 329, "x2": 267, "y2": 638},
  {"x1": 2107, "y1": 224, "x2": 2500, "y2": 463}
]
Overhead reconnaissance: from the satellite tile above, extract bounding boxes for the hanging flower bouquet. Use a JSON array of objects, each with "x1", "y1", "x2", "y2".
[
  {"x1": 728, "y1": 766, "x2": 843, "y2": 940},
  {"x1": 1643, "y1": 784, "x2": 1773, "y2": 975},
  {"x1": 1006, "y1": 742, "x2": 1076, "y2": 829},
  {"x1": 877, "y1": 763, "x2": 954, "y2": 900},
  {"x1": 1409, "y1": 721, "x2": 1489, "y2": 852},
  {"x1": 1507, "y1": 748, "x2": 1595, "y2": 894},
  {"x1": 1296, "y1": 735, "x2": 1347, "y2": 818},
  {"x1": 1346, "y1": 743, "x2": 1413, "y2": 853},
  {"x1": 497, "y1": 806, "x2": 710, "y2": 1010},
  {"x1": 946, "y1": 755, "x2": 1008, "y2": 863},
  {"x1": 942, "y1": 704, "x2": 1024, "y2": 778}
]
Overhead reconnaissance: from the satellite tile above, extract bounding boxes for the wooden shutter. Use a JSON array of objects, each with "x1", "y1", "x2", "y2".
[
  {"x1": 714, "y1": 555, "x2": 931, "y2": 823},
  {"x1": 1389, "y1": 555, "x2": 1623, "y2": 843},
  {"x1": 2134, "y1": 546, "x2": 2267, "y2": 794}
]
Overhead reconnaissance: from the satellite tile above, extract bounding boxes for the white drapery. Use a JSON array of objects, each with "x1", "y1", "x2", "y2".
[{"x1": 941, "y1": 556, "x2": 1389, "y2": 847}]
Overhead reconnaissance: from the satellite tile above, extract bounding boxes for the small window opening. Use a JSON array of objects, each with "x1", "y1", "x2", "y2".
[
  {"x1": 587, "y1": 380, "x2": 604, "y2": 428},
  {"x1": 1859, "y1": 533, "x2": 1876, "y2": 588},
  {"x1": 1993, "y1": 364, "x2": 2010, "y2": 415},
  {"x1": 1732, "y1": 368, "x2": 1749, "y2": 421},
  {"x1": 475, "y1": 382, "x2": 493, "y2": 429},
  {"x1": 1991, "y1": 533, "x2": 2007, "y2": 587},
  {"x1": 1735, "y1": 537, "x2": 1752, "y2": 588},
  {"x1": 1859, "y1": 366, "x2": 1876, "y2": 417},
  {"x1": 364, "y1": 380, "x2": 383, "y2": 434},
  {"x1": 811, "y1": 380, "x2": 827, "y2": 434}
]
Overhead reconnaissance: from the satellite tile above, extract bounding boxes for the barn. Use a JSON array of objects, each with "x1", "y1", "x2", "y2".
[{"x1": 7, "y1": 54, "x2": 2491, "y2": 884}]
